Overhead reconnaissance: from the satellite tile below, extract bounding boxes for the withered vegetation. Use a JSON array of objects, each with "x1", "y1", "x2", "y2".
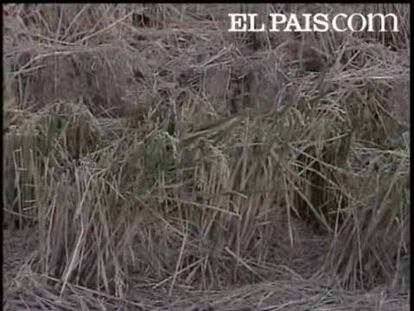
[{"x1": 3, "y1": 4, "x2": 409, "y2": 311}]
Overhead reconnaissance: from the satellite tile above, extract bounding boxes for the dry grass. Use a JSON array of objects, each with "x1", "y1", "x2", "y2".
[
  {"x1": 3, "y1": 3, "x2": 410, "y2": 310},
  {"x1": 3, "y1": 268, "x2": 409, "y2": 311}
]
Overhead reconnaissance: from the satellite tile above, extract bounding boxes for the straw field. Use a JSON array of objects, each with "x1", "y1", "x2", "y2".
[{"x1": 3, "y1": 4, "x2": 410, "y2": 310}]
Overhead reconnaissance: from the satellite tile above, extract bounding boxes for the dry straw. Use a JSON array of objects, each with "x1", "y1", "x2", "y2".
[{"x1": 3, "y1": 3, "x2": 410, "y2": 310}]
